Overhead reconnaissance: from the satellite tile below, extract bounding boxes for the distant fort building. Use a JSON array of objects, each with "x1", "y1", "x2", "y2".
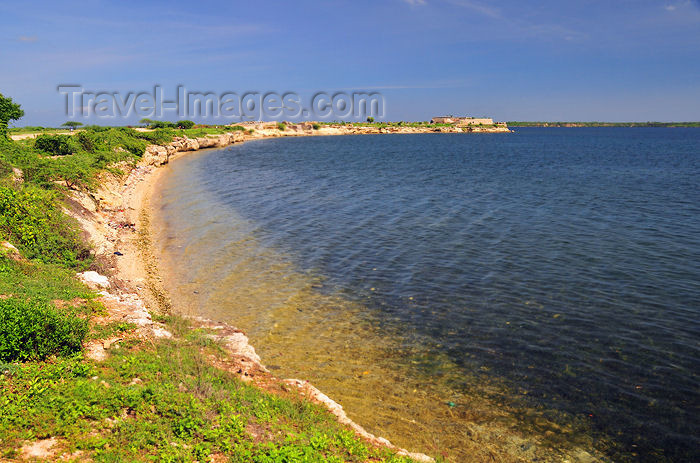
[{"x1": 431, "y1": 116, "x2": 494, "y2": 126}]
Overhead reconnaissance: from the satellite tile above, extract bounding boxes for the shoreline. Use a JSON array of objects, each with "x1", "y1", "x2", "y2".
[
  {"x1": 63, "y1": 126, "x2": 615, "y2": 462},
  {"x1": 68, "y1": 127, "x2": 442, "y2": 462}
]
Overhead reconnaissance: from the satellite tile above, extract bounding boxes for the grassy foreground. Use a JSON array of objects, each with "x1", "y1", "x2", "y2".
[
  {"x1": 1, "y1": 299, "x2": 412, "y2": 462},
  {"x1": 0, "y1": 124, "x2": 418, "y2": 462}
]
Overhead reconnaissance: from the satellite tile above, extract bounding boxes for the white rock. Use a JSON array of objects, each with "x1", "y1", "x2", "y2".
[{"x1": 77, "y1": 271, "x2": 111, "y2": 289}]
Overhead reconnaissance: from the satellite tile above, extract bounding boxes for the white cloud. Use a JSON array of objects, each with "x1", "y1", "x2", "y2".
[
  {"x1": 18, "y1": 36, "x2": 38, "y2": 42},
  {"x1": 402, "y1": 0, "x2": 427, "y2": 6},
  {"x1": 665, "y1": 0, "x2": 700, "y2": 11},
  {"x1": 445, "y1": 0, "x2": 501, "y2": 18}
]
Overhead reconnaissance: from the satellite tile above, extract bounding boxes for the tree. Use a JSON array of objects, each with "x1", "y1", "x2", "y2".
[
  {"x1": 176, "y1": 120, "x2": 195, "y2": 129},
  {"x1": 366, "y1": 116, "x2": 374, "y2": 123},
  {"x1": 61, "y1": 121, "x2": 83, "y2": 130},
  {"x1": 0, "y1": 93, "x2": 24, "y2": 139}
]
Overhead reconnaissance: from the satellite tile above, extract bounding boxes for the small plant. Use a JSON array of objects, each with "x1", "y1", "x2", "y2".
[
  {"x1": 312, "y1": 123, "x2": 320, "y2": 130},
  {"x1": 277, "y1": 122, "x2": 286, "y2": 131},
  {"x1": 230, "y1": 125, "x2": 246, "y2": 131},
  {"x1": 366, "y1": 117, "x2": 374, "y2": 123},
  {"x1": 0, "y1": 297, "x2": 88, "y2": 362}
]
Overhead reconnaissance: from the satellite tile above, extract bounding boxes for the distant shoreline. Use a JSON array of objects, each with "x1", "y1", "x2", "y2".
[{"x1": 507, "y1": 121, "x2": 700, "y2": 127}]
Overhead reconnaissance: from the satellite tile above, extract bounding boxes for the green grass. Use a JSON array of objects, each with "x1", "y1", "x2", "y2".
[
  {"x1": 87, "y1": 321, "x2": 138, "y2": 341},
  {"x1": 0, "y1": 256, "x2": 92, "y2": 302},
  {"x1": 0, "y1": 329, "x2": 415, "y2": 462}
]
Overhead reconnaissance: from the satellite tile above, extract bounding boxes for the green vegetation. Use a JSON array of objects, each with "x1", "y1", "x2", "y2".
[
  {"x1": 277, "y1": 122, "x2": 286, "y2": 131},
  {"x1": 0, "y1": 93, "x2": 24, "y2": 139},
  {"x1": 34, "y1": 134, "x2": 75, "y2": 156},
  {"x1": 0, "y1": 297, "x2": 88, "y2": 362},
  {"x1": 176, "y1": 120, "x2": 195, "y2": 129},
  {"x1": 0, "y1": 186, "x2": 91, "y2": 267},
  {"x1": 312, "y1": 123, "x2": 320, "y2": 130},
  {"x1": 507, "y1": 121, "x2": 700, "y2": 127},
  {"x1": 0, "y1": 256, "x2": 92, "y2": 303},
  {"x1": 0, "y1": 327, "x2": 414, "y2": 462}
]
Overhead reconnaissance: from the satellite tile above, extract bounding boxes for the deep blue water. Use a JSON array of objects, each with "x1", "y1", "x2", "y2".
[{"x1": 162, "y1": 128, "x2": 700, "y2": 461}]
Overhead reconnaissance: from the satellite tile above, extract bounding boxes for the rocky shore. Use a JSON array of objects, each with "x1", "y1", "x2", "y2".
[{"x1": 140, "y1": 121, "x2": 510, "y2": 167}]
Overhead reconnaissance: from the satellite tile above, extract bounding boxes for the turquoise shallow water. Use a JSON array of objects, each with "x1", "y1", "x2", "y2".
[{"x1": 154, "y1": 128, "x2": 699, "y2": 461}]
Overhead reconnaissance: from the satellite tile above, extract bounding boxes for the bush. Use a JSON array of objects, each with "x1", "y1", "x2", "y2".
[
  {"x1": 0, "y1": 298, "x2": 87, "y2": 362},
  {"x1": 82, "y1": 125, "x2": 110, "y2": 132},
  {"x1": 312, "y1": 123, "x2": 320, "y2": 130},
  {"x1": 176, "y1": 120, "x2": 195, "y2": 129},
  {"x1": 0, "y1": 185, "x2": 91, "y2": 267},
  {"x1": 75, "y1": 131, "x2": 95, "y2": 152},
  {"x1": 277, "y1": 122, "x2": 286, "y2": 131},
  {"x1": 133, "y1": 128, "x2": 176, "y2": 145},
  {"x1": 34, "y1": 134, "x2": 75, "y2": 156},
  {"x1": 78, "y1": 127, "x2": 148, "y2": 157},
  {"x1": 0, "y1": 158, "x2": 12, "y2": 178},
  {"x1": 230, "y1": 125, "x2": 246, "y2": 131},
  {"x1": 149, "y1": 120, "x2": 177, "y2": 129}
]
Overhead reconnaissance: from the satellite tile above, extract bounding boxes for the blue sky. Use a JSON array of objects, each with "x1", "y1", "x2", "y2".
[{"x1": 1, "y1": 0, "x2": 699, "y2": 125}]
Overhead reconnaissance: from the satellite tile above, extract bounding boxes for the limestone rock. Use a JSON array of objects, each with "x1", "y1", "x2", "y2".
[
  {"x1": 143, "y1": 145, "x2": 169, "y2": 166},
  {"x1": 1, "y1": 241, "x2": 25, "y2": 262},
  {"x1": 12, "y1": 167, "x2": 23, "y2": 184},
  {"x1": 77, "y1": 271, "x2": 111, "y2": 289}
]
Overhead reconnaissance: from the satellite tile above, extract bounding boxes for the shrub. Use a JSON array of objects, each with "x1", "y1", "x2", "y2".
[
  {"x1": 78, "y1": 127, "x2": 148, "y2": 157},
  {"x1": 150, "y1": 120, "x2": 177, "y2": 129},
  {"x1": 0, "y1": 185, "x2": 91, "y2": 267},
  {"x1": 133, "y1": 128, "x2": 176, "y2": 145},
  {"x1": 230, "y1": 125, "x2": 246, "y2": 131},
  {"x1": 75, "y1": 131, "x2": 95, "y2": 152},
  {"x1": 0, "y1": 297, "x2": 88, "y2": 362},
  {"x1": 82, "y1": 125, "x2": 110, "y2": 132},
  {"x1": 176, "y1": 120, "x2": 195, "y2": 129},
  {"x1": 34, "y1": 134, "x2": 75, "y2": 156},
  {"x1": 0, "y1": 158, "x2": 12, "y2": 178},
  {"x1": 366, "y1": 117, "x2": 374, "y2": 123},
  {"x1": 277, "y1": 122, "x2": 286, "y2": 131},
  {"x1": 312, "y1": 123, "x2": 320, "y2": 130},
  {"x1": 0, "y1": 140, "x2": 52, "y2": 187},
  {"x1": 48, "y1": 154, "x2": 94, "y2": 189}
]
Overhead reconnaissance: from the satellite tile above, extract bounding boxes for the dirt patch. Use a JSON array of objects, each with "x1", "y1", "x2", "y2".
[{"x1": 20, "y1": 437, "x2": 59, "y2": 460}]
